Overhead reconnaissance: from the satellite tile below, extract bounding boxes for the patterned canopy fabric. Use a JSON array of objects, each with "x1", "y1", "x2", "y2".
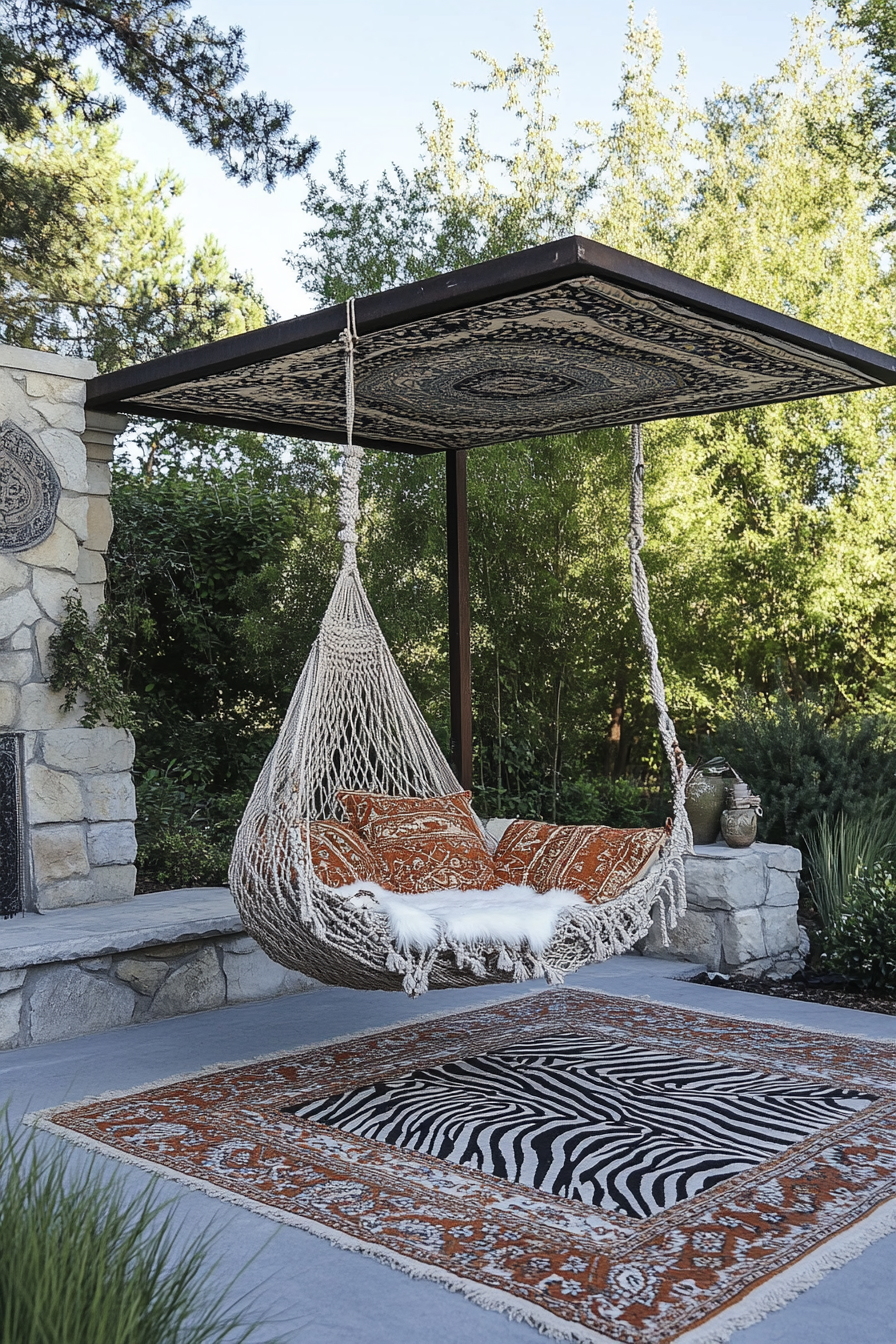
[{"x1": 105, "y1": 274, "x2": 886, "y2": 453}]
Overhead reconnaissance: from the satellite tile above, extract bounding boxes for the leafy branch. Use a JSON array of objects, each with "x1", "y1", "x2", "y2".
[
  {"x1": 0, "y1": 0, "x2": 317, "y2": 187},
  {"x1": 48, "y1": 591, "x2": 137, "y2": 730}
]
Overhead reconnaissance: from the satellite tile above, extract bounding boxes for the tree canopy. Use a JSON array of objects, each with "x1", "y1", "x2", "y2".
[
  {"x1": 0, "y1": 0, "x2": 315, "y2": 350},
  {"x1": 284, "y1": 6, "x2": 896, "y2": 811},
  {"x1": 0, "y1": 83, "x2": 268, "y2": 364},
  {"x1": 0, "y1": 0, "x2": 316, "y2": 186},
  {"x1": 835, "y1": 0, "x2": 896, "y2": 212}
]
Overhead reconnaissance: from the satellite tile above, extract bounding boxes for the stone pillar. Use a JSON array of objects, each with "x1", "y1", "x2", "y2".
[
  {"x1": 79, "y1": 410, "x2": 125, "y2": 618},
  {"x1": 0, "y1": 345, "x2": 136, "y2": 911},
  {"x1": 642, "y1": 841, "x2": 808, "y2": 978}
]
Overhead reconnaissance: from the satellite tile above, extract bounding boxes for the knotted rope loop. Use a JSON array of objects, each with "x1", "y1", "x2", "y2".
[
  {"x1": 626, "y1": 425, "x2": 690, "y2": 828},
  {"x1": 337, "y1": 297, "x2": 363, "y2": 568}
]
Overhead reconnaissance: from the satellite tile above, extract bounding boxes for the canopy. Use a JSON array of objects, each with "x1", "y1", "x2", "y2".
[{"x1": 85, "y1": 236, "x2": 896, "y2": 453}]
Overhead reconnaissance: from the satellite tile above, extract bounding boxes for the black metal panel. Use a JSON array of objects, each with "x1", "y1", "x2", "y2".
[{"x1": 0, "y1": 735, "x2": 23, "y2": 918}]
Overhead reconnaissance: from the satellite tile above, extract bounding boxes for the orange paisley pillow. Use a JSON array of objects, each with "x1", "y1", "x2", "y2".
[
  {"x1": 254, "y1": 814, "x2": 382, "y2": 888},
  {"x1": 493, "y1": 820, "x2": 555, "y2": 885},
  {"x1": 337, "y1": 790, "x2": 500, "y2": 894},
  {"x1": 307, "y1": 820, "x2": 382, "y2": 888},
  {"x1": 494, "y1": 820, "x2": 665, "y2": 905}
]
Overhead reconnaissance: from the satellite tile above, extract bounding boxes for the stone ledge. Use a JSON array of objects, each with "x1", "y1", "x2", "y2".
[
  {"x1": 689, "y1": 841, "x2": 802, "y2": 871},
  {"x1": 0, "y1": 887, "x2": 241, "y2": 970},
  {"x1": 0, "y1": 888, "x2": 321, "y2": 1049},
  {"x1": 0, "y1": 343, "x2": 97, "y2": 380}
]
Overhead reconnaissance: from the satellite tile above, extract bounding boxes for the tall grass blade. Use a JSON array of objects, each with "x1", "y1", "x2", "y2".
[
  {"x1": 0, "y1": 1110, "x2": 278, "y2": 1344},
  {"x1": 805, "y1": 809, "x2": 896, "y2": 928}
]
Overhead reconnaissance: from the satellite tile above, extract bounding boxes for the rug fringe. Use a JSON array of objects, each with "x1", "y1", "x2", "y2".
[
  {"x1": 27, "y1": 1115, "x2": 618, "y2": 1344},
  {"x1": 673, "y1": 1194, "x2": 896, "y2": 1344}
]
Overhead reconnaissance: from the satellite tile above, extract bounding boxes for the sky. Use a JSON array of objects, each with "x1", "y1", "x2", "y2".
[{"x1": 98, "y1": 0, "x2": 819, "y2": 318}]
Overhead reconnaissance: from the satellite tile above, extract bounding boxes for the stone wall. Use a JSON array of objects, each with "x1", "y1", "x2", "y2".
[
  {"x1": 0, "y1": 344, "x2": 135, "y2": 910},
  {"x1": 642, "y1": 841, "x2": 808, "y2": 978},
  {"x1": 0, "y1": 932, "x2": 317, "y2": 1049}
]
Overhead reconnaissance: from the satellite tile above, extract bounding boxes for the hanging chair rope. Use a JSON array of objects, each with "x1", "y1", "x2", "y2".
[
  {"x1": 337, "y1": 296, "x2": 362, "y2": 567},
  {"x1": 228, "y1": 308, "x2": 691, "y2": 995},
  {"x1": 627, "y1": 423, "x2": 689, "y2": 828}
]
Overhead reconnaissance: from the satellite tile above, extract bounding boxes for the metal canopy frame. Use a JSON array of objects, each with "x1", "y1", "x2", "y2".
[
  {"x1": 85, "y1": 235, "x2": 896, "y2": 451},
  {"x1": 86, "y1": 236, "x2": 896, "y2": 788}
]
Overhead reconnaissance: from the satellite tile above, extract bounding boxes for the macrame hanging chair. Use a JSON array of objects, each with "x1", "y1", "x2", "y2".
[{"x1": 229, "y1": 302, "x2": 692, "y2": 995}]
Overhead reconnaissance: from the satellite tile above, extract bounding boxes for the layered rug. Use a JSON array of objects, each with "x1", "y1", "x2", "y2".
[{"x1": 35, "y1": 990, "x2": 896, "y2": 1344}]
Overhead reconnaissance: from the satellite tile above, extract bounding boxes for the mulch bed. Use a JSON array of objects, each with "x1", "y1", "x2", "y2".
[{"x1": 690, "y1": 970, "x2": 896, "y2": 1017}]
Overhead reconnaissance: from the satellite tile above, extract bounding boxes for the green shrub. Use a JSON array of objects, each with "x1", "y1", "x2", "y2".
[
  {"x1": 108, "y1": 467, "x2": 321, "y2": 802},
  {"x1": 474, "y1": 772, "x2": 650, "y2": 827},
  {"x1": 711, "y1": 685, "x2": 896, "y2": 846},
  {"x1": 803, "y1": 810, "x2": 896, "y2": 928},
  {"x1": 554, "y1": 774, "x2": 651, "y2": 827},
  {"x1": 135, "y1": 770, "x2": 246, "y2": 888},
  {"x1": 0, "y1": 1113, "x2": 270, "y2": 1344},
  {"x1": 820, "y1": 863, "x2": 896, "y2": 996},
  {"x1": 139, "y1": 828, "x2": 234, "y2": 888}
]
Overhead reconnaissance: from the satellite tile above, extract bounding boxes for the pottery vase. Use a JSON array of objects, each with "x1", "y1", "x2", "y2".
[
  {"x1": 685, "y1": 772, "x2": 728, "y2": 845},
  {"x1": 720, "y1": 806, "x2": 759, "y2": 849}
]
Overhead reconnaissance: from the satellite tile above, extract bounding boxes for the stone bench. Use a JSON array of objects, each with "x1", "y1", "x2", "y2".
[
  {"x1": 0, "y1": 887, "x2": 319, "y2": 1050},
  {"x1": 642, "y1": 840, "x2": 808, "y2": 977},
  {"x1": 0, "y1": 840, "x2": 808, "y2": 1050}
]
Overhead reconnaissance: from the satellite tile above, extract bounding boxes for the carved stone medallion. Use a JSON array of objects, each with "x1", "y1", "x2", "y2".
[{"x1": 0, "y1": 419, "x2": 61, "y2": 551}]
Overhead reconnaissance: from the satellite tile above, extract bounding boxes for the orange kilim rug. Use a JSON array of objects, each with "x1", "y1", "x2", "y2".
[{"x1": 34, "y1": 989, "x2": 896, "y2": 1344}]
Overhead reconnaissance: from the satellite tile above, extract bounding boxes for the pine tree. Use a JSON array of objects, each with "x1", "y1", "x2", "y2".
[
  {"x1": 0, "y1": 84, "x2": 269, "y2": 365},
  {"x1": 0, "y1": 1, "x2": 316, "y2": 185},
  {"x1": 0, "y1": 0, "x2": 317, "y2": 303}
]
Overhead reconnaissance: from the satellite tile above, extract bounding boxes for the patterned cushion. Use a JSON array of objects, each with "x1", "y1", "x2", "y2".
[
  {"x1": 493, "y1": 820, "x2": 554, "y2": 884},
  {"x1": 254, "y1": 815, "x2": 382, "y2": 889},
  {"x1": 337, "y1": 790, "x2": 501, "y2": 894},
  {"x1": 494, "y1": 820, "x2": 666, "y2": 905},
  {"x1": 308, "y1": 820, "x2": 382, "y2": 888}
]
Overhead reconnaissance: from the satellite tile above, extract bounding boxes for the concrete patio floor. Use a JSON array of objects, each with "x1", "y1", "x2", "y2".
[{"x1": 2, "y1": 953, "x2": 894, "y2": 1344}]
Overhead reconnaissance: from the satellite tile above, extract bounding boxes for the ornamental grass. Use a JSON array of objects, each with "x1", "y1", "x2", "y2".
[
  {"x1": 0, "y1": 1111, "x2": 273, "y2": 1344},
  {"x1": 804, "y1": 810, "x2": 896, "y2": 928}
]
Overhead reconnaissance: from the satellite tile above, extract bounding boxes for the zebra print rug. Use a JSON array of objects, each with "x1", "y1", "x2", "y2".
[
  {"x1": 290, "y1": 1031, "x2": 874, "y2": 1219},
  {"x1": 37, "y1": 989, "x2": 896, "y2": 1344}
]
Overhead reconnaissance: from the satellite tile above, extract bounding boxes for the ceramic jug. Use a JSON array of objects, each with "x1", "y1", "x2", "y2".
[
  {"x1": 684, "y1": 765, "x2": 729, "y2": 845},
  {"x1": 720, "y1": 806, "x2": 759, "y2": 848},
  {"x1": 720, "y1": 779, "x2": 763, "y2": 849}
]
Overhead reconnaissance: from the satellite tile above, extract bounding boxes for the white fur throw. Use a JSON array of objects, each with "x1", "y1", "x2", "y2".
[{"x1": 339, "y1": 881, "x2": 585, "y2": 954}]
